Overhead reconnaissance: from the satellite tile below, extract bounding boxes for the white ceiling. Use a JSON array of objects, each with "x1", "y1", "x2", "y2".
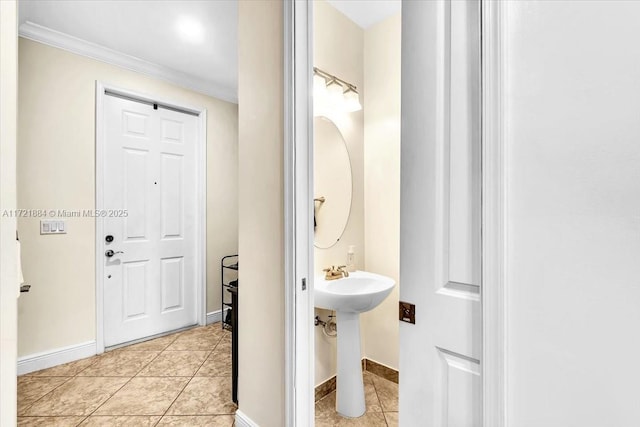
[
  {"x1": 19, "y1": 0, "x2": 238, "y2": 102},
  {"x1": 326, "y1": 0, "x2": 401, "y2": 29},
  {"x1": 18, "y1": 1, "x2": 399, "y2": 103}
]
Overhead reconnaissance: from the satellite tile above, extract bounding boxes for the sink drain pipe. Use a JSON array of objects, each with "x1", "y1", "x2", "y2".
[{"x1": 315, "y1": 313, "x2": 338, "y2": 338}]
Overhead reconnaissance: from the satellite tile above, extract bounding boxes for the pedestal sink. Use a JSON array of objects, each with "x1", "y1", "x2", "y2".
[{"x1": 315, "y1": 271, "x2": 395, "y2": 418}]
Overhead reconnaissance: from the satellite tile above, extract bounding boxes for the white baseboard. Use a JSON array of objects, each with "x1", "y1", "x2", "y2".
[
  {"x1": 18, "y1": 311, "x2": 227, "y2": 375},
  {"x1": 206, "y1": 308, "x2": 229, "y2": 325},
  {"x1": 235, "y1": 410, "x2": 260, "y2": 427},
  {"x1": 17, "y1": 341, "x2": 96, "y2": 375}
]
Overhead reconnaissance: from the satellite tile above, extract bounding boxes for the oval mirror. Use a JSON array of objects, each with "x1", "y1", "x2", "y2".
[{"x1": 314, "y1": 117, "x2": 353, "y2": 249}]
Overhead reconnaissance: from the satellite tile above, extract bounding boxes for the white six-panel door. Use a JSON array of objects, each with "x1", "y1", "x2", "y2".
[
  {"x1": 103, "y1": 94, "x2": 198, "y2": 347},
  {"x1": 400, "y1": 1, "x2": 482, "y2": 425}
]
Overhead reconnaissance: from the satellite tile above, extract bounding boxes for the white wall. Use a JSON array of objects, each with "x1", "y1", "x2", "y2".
[
  {"x1": 237, "y1": 1, "x2": 285, "y2": 426},
  {"x1": 362, "y1": 13, "x2": 401, "y2": 373},
  {"x1": 17, "y1": 39, "x2": 238, "y2": 357},
  {"x1": 313, "y1": 0, "x2": 365, "y2": 386},
  {"x1": 505, "y1": 2, "x2": 640, "y2": 426},
  {"x1": 0, "y1": 0, "x2": 18, "y2": 423}
]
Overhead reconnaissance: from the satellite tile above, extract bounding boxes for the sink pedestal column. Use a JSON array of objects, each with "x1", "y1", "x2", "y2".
[{"x1": 336, "y1": 311, "x2": 365, "y2": 418}]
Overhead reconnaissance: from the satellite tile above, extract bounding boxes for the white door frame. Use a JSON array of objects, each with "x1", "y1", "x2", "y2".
[
  {"x1": 95, "y1": 81, "x2": 207, "y2": 353},
  {"x1": 285, "y1": 1, "x2": 508, "y2": 426},
  {"x1": 284, "y1": 0, "x2": 314, "y2": 426},
  {"x1": 0, "y1": 0, "x2": 19, "y2": 424}
]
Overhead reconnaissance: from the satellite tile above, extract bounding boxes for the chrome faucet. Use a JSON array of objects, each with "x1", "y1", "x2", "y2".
[{"x1": 323, "y1": 265, "x2": 349, "y2": 280}]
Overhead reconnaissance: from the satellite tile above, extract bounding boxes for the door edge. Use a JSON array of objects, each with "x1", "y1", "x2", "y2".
[{"x1": 481, "y1": 1, "x2": 508, "y2": 426}]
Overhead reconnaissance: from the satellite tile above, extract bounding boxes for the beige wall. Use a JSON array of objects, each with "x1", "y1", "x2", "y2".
[
  {"x1": 362, "y1": 14, "x2": 401, "y2": 372},
  {"x1": 17, "y1": 39, "x2": 238, "y2": 357},
  {"x1": 237, "y1": 1, "x2": 284, "y2": 426},
  {"x1": 313, "y1": 1, "x2": 401, "y2": 384},
  {"x1": 0, "y1": 0, "x2": 19, "y2": 423},
  {"x1": 313, "y1": 0, "x2": 365, "y2": 386}
]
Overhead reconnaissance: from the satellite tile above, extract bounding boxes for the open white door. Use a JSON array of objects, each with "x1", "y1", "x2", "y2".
[{"x1": 400, "y1": 1, "x2": 482, "y2": 425}]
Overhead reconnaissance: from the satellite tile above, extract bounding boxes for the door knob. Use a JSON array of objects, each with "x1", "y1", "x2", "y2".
[{"x1": 105, "y1": 249, "x2": 124, "y2": 258}]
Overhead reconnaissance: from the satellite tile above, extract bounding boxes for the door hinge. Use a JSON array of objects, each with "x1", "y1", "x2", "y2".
[{"x1": 301, "y1": 278, "x2": 307, "y2": 291}]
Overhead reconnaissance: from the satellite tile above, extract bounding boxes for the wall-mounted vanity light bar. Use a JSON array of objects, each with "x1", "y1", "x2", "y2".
[{"x1": 313, "y1": 67, "x2": 362, "y2": 115}]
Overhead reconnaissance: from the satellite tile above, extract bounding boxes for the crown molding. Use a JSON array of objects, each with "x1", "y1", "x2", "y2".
[{"x1": 19, "y1": 21, "x2": 238, "y2": 104}]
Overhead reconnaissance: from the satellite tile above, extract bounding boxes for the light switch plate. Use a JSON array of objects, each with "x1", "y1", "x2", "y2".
[{"x1": 40, "y1": 220, "x2": 66, "y2": 235}]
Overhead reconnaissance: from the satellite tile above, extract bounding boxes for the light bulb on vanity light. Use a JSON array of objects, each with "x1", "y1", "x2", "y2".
[
  {"x1": 342, "y1": 86, "x2": 362, "y2": 113},
  {"x1": 326, "y1": 79, "x2": 345, "y2": 111},
  {"x1": 314, "y1": 74, "x2": 329, "y2": 117},
  {"x1": 313, "y1": 67, "x2": 361, "y2": 116},
  {"x1": 314, "y1": 74, "x2": 328, "y2": 100}
]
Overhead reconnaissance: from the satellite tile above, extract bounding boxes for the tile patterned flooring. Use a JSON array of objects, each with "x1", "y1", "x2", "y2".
[
  {"x1": 18, "y1": 323, "x2": 398, "y2": 426},
  {"x1": 18, "y1": 324, "x2": 235, "y2": 426}
]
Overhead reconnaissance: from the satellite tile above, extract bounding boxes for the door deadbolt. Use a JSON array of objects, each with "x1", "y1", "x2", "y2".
[
  {"x1": 105, "y1": 249, "x2": 124, "y2": 258},
  {"x1": 105, "y1": 235, "x2": 114, "y2": 243}
]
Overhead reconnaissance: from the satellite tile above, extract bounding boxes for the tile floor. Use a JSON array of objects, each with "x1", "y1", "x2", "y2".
[
  {"x1": 18, "y1": 324, "x2": 235, "y2": 426},
  {"x1": 18, "y1": 323, "x2": 398, "y2": 427},
  {"x1": 315, "y1": 371, "x2": 398, "y2": 427}
]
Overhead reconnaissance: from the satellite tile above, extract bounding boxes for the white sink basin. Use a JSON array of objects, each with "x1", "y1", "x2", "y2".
[{"x1": 315, "y1": 270, "x2": 395, "y2": 313}]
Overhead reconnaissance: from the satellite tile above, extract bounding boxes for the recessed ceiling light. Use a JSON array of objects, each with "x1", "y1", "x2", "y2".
[{"x1": 176, "y1": 16, "x2": 204, "y2": 44}]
